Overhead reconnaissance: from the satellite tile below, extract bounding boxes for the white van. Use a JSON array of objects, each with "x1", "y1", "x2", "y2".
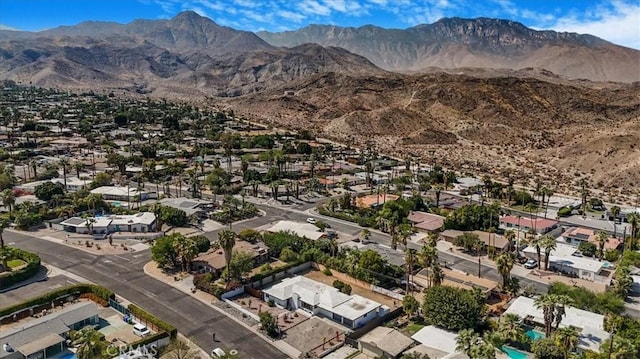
[{"x1": 133, "y1": 323, "x2": 151, "y2": 337}]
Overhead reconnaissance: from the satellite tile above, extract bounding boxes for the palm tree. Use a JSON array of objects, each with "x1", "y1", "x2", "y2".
[
  {"x1": 627, "y1": 212, "x2": 639, "y2": 245},
  {"x1": 434, "y1": 184, "x2": 443, "y2": 207},
  {"x1": 29, "y1": 159, "x2": 38, "y2": 179},
  {"x1": 0, "y1": 220, "x2": 7, "y2": 248},
  {"x1": 218, "y1": 229, "x2": 236, "y2": 282},
  {"x1": 554, "y1": 327, "x2": 579, "y2": 359},
  {"x1": 418, "y1": 243, "x2": 438, "y2": 287},
  {"x1": 429, "y1": 262, "x2": 444, "y2": 286},
  {"x1": 610, "y1": 205, "x2": 621, "y2": 238},
  {"x1": 456, "y1": 328, "x2": 480, "y2": 357},
  {"x1": 473, "y1": 237, "x2": 485, "y2": 278},
  {"x1": 71, "y1": 327, "x2": 106, "y2": 359},
  {"x1": 172, "y1": 236, "x2": 199, "y2": 273},
  {"x1": 360, "y1": 228, "x2": 371, "y2": 243},
  {"x1": 1, "y1": 189, "x2": 15, "y2": 216},
  {"x1": 504, "y1": 230, "x2": 516, "y2": 251},
  {"x1": 0, "y1": 247, "x2": 12, "y2": 271},
  {"x1": 596, "y1": 230, "x2": 609, "y2": 260},
  {"x1": 535, "y1": 294, "x2": 557, "y2": 337},
  {"x1": 398, "y1": 224, "x2": 413, "y2": 250},
  {"x1": 603, "y1": 313, "x2": 624, "y2": 359},
  {"x1": 405, "y1": 249, "x2": 416, "y2": 294},
  {"x1": 73, "y1": 161, "x2": 86, "y2": 178},
  {"x1": 327, "y1": 197, "x2": 338, "y2": 212},
  {"x1": 495, "y1": 251, "x2": 516, "y2": 288},
  {"x1": 498, "y1": 313, "x2": 525, "y2": 344},
  {"x1": 166, "y1": 340, "x2": 199, "y2": 359},
  {"x1": 539, "y1": 234, "x2": 557, "y2": 270},
  {"x1": 58, "y1": 158, "x2": 70, "y2": 192},
  {"x1": 543, "y1": 187, "x2": 554, "y2": 219}
]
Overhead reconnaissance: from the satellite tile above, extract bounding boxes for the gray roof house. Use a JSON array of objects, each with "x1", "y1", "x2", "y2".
[{"x1": 1, "y1": 302, "x2": 100, "y2": 359}]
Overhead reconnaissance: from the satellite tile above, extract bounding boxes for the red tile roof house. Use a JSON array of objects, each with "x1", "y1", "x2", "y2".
[
  {"x1": 407, "y1": 211, "x2": 445, "y2": 233},
  {"x1": 499, "y1": 216, "x2": 559, "y2": 235}
]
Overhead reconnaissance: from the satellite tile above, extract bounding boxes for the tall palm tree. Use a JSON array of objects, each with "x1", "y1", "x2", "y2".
[
  {"x1": 73, "y1": 161, "x2": 86, "y2": 178},
  {"x1": 405, "y1": 249, "x2": 416, "y2": 294},
  {"x1": 535, "y1": 294, "x2": 573, "y2": 336},
  {"x1": 603, "y1": 313, "x2": 624, "y2": 359},
  {"x1": 504, "y1": 230, "x2": 516, "y2": 251},
  {"x1": 473, "y1": 237, "x2": 485, "y2": 278},
  {"x1": 1, "y1": 189, "x2": 15, "y2": 216},
  {"x1": 529, "y1": 235, "x2": 542, "y2": 270},
  {"x1": 554, "y1": 327, "x2": 579, "y2": 359},
  {"x1": 218, "y1": 229, "x2": 236, "y2": 282},
  {"x1": 398, "y1": 224, "x2": 413, "y2": 250},
  {"x1": 172, "y1": 236, "x2": 199, "y2": 273},
  {"x1": 327, "y1": 197, "x2": 338, "y2": 212},
  {"x1": 610, "y1": 205, "x2": 621, "y2": 238},
  {"x1": 543, "y1": 187, "x2": 554, "y2": 219},
  {"x1": 495, "y1": 251, "x2": 516, "y2": 288},
  {"x1": 29, "y1": 159, "x2": 38, "y2": 179},
  {"x1": 58, "y1": 158, "x2": 70, "y2": 192},
  {"x1": 429, "y1": 262, "x2": 444, "y2": 287},
  {"x1": 71, "y1": 327, "x2": 106, "y2": 359},
  {"x1": 627, "y1": 212, "x2": 639, "y2": 245},
  {"x1": 540, "y1": 234, "x2": 557, "y2": 270},
  {"x1": 0, "y1": 219, "x2": 7, "y2": 248},
  {"x1": 418, "y1": 243, "x2": 438, "y2": 287},
  {"x1": 596, "y1": 230, "x2": 609, "y2": 260}
]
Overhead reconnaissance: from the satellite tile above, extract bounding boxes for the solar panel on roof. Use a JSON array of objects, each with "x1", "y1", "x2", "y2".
[
  {"x1": 573, "y1": 233, "x2": 590, "y2": 240},
  {"x1": 65, "y1": 217, "x2": 85, "y2": 225}
]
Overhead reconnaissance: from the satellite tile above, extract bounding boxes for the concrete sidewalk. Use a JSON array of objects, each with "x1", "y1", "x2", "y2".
[{"x1": 143, "y1": 262, "x2": 301, "y2": 358}]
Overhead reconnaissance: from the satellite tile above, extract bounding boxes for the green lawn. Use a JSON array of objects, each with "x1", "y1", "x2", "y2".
[
  {"x1": 406, "y1": 321, "x2": 425, "y2": 335},
  {"x1": 7, "y1": 259, "x2": 26, "y2": 268},
  {"x1": 510, "y1": 205, "x2": 540, "y2": 212}
]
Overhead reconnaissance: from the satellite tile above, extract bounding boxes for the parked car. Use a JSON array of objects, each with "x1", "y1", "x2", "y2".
[
  {"x1": 306, "y1": 218, "x2": 317, "y2": 224},
  {"x1": 211, "y1": 348, "x2": 226, "y2": 358},
  {"x1": 524, "y1": 259, "x2": 538, "y2": 269},
  {"x1": 132, "y1": 323, "x2": 150, "y2": 337}
]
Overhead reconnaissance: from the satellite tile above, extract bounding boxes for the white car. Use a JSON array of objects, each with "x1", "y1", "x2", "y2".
[
  {"x1": 306, "y1": 218, "x2": 317, "y2": 224},
  {"x1": 211, "y1": 348, "x2": 226, "y2": 358},
  {"x1": 132, "y1": 323, "x2": 151, "y2": 337},
  {"x1": 524, "y1": 259, "x2": 538, "y2": 269}
]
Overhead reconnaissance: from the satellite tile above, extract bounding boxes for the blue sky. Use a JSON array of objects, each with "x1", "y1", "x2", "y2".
[{"x1": 1, "y1": 0, "x2": 639, "y2": 49}]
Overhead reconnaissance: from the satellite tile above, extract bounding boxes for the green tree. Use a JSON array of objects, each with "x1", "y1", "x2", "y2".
[
  {"x1": 456, "y1": 328, "x2": 480, "y2": 357},
  {"x1": 34, "y1": 181, "x2": 65, "y2": 201},
  {"x1": 238, "y1": 228, "x2": 262, "y2": 243},
  {"x1": 90, "y1": 172, "x2": 112, "y2": 188},
  {"x1": 172, "y1": 236, "x2": 198, "y2": 272},
  {"x1": 1, "y1": 189, "x2": 15, "y2": 216},
  {"x1": 495, "y1": 251, "x2": 516, "y2": 288},
  {"x1": 497, "y1": 313, "x2": 526, "y2": 344},
  {"x1": 531, "y1": 337, "x2": 563, "y2": 359},
  {"x1": 226, "y1": 250, "x2": 255, "y2": 281},
  {"x1": 218, "y1": 229, "x2": 237, "y2": 282},
  {"x1": 259, "y1": 311, "x2": 278, "y2": 338},
  {"x1": 535, "y1": 294, "x2": 573, "y2": 336},
  {"x1": 360, "y1": 228, "x2": 371, "y2": 243},
  {"x1": 553, "y1": 327, "x2": 579, "y2": 359},
  {"x1": 422, "y1": 285, "x2": 484, "y2": 331},
  {"x1": 160, "y1": 206, "x2": 188, "y2": 226},
  {"x1": 596, "y1": 230, "x2": 609, "y2": 260},
  {"x1": 151, "y1": 234, "x2": 178, "y2": 269},
  {"x1": 71, "y1": 327, "x2": 106, "y2": 359},
  {"x1": 402, "y1": 294, "x2": 420, "y2": 318},
  {"x1": 166, "y1": 340, "x2": 199, "y2": 359},
  {"x1": 191, "y1": 235, "x2": 211, "y2": 253},
  {"x1": 540, "y1": 234, "x2": 557, "y2": 270},
  {"x1": 358, "y1": 249, "x2": 385, "y2": 274}
]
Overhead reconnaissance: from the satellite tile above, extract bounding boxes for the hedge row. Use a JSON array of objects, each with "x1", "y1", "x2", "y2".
[
  {"x1": 128, "y1": 304, "x2": 177, "y2": 339},
  {"x1": 249, "y1": 259, "x2": 306, "y2": 282},
  {"x1": 0, "y1": 248, "x2": 41, "y2": 289},
  {"x1": 128, "y1": 331, "x2": 169, "y2": 348},
  {"x1": 0, "y1": 283, "x2": 114, "y2": 317}
]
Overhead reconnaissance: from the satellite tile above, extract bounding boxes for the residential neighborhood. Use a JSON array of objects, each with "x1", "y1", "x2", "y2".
[{"x1": 1, "y1": 82, "x2": 639, "y2": 359}]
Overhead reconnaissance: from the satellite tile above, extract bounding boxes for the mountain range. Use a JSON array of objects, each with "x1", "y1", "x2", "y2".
[{"x1": 1, "y1": 11, "x2": 639, "y2": 194}]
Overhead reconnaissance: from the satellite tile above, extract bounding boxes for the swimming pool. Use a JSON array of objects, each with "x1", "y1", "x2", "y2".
[
  {"x1": 58, "y1": 353, "x2": 77, "y2": 359},
  {"x1": 502, "y1": 346, "x2": 530, "y2": 359},
  {"x1": 525, "y1": 329, "x2": 545, "y2": 341}
]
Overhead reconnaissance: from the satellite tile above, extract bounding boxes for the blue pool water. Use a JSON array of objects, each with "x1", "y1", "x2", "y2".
[
  {"x1": 59, "y1": 353, "x2": 77, "y2": 359},
  {"x1": 525, "y1": 329, "x2": 545, "y2": 341},
  {"x1": 502, "y1": 346, "x2": 530, "y2": 359}
]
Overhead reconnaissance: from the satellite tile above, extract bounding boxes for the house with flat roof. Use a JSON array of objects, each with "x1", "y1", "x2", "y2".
[
  {"x1": 411, "y1": 325, "x2": 469, "y2": 359},
  {"x1": 158, "y1": 197, "x2": 215, "y2": 219},
  {"x1": 522, "y1": 242, "x2": 607, "y2": 282},
  {"x1": 193, "y1": 241, "x2": 269, "y2": 276},
  {"x1": 407, "y1": 211, "x2": 445, "y2": 233},
  {"x1": 264, "y1": 220, "x2": 325, "y2": 240},
  {"x1": 358, "y1": 327, "x2": 414, "y2": 358},
  {"x1": 0, "y1": 302, "x2": 99, "y2": 359},
  {"x1": 59, "y1": 212, "x2": 156, "y2": 234},
  {"x1": 499, "y1": 215, "x2": 558, "y2": 235},
  {"x1": 504, "y1": 296, "x2": 609, "y2": 352},
  {"x1": 440, "y1": 230, "x2": 510, "y2": 253},
  {"x1": 90, "y1": 186, "x2": 149, "y2": 203},
  {"x1": 263, "y1": 276, "x2": 387, "y2": 329},
  {"x1": 560, "y1": 227, "x2": 623, "y2": 251}
]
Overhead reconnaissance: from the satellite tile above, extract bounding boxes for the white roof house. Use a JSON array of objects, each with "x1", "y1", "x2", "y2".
[
  {"x1": 91, "y1": 186, "x2": 149, "y2": 202},
  {"x1": 411, "y1": 325, "x2": 468, "y2": 359},
  {"x1": 59, "y1": 212, "x2": 157, "y2": 235},
  {"x1": 264, "y1": 220, "x2": 325, "y2": 240},
  {"x1": 504, "y1": 296, "x2": 609, "y2": 352},
  {"x1": 522, "y1": 242, "x2": 605, "y2": 278},
  {"x1": 263, "y1": 276, "x2": 383, "y2": 328}
]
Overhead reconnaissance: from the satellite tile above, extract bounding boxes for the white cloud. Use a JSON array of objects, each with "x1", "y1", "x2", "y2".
[
  {"x1": 196, "y1": 0, "x2": 224, "y2": 11},
  {"x1": 549, "y1": 1, "x2": 640, "y2": 49},
  {"x1": 240, "y1": 9, "x2": 273, "y2": 23},
  {"x1": 279, "y1": 10, "x2": 306, "y2": 22},
  {"x1": 298, "y1": 0, "x2": 332, "y2": 16}
]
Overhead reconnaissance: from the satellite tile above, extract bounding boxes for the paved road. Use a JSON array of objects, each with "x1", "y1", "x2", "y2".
[
  {"x1": 5, "y1": 231, "x2": 287, "y2": 359},
  {"x1": 1, "y1": 275, "x2": 78, "y2": 307}
]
